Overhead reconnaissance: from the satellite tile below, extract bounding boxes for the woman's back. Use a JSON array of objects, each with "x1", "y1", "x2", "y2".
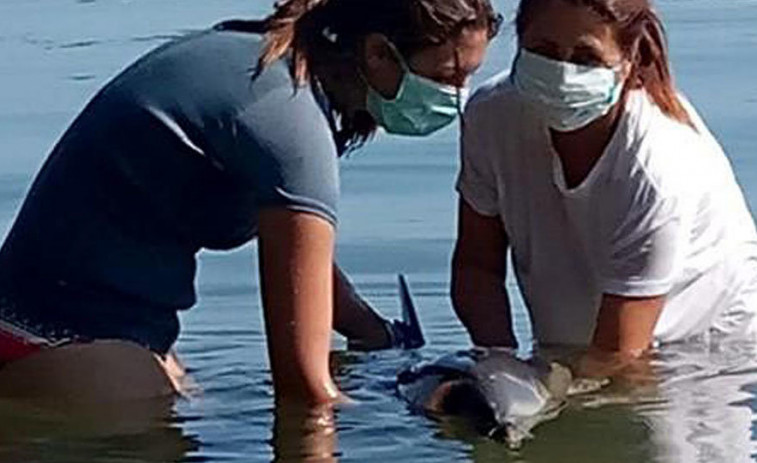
[{"x1": 0, "y1": 28, "x2": 339, "y2": 354}]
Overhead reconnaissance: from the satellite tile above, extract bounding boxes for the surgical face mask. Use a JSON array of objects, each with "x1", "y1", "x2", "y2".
[
  {"x1": 512, "y1": 48, "x2": 624, "y2": 132},
  {"x1": 364, "y1": 43, "x2": 469, "y2": 137}
]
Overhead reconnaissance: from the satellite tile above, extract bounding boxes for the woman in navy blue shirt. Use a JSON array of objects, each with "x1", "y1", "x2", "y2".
[{"x1": 0, "y1": 0, "x2": 500, "y2": 405}]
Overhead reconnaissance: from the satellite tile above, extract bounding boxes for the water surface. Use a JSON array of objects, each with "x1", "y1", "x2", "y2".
[{"x1": 1, "y1": 1, "x2": 757, "y2": 461}]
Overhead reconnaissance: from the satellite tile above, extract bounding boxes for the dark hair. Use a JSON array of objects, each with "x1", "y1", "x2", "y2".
[
  {"x1": 256, "y1": 0, "x2": 502, "y2": 149},
  {"x1": 516, "y1": 0, "x2": 693, "y2": 127}
]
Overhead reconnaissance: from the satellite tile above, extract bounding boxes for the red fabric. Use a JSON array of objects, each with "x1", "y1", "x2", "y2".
[{"x1": 0, "y1": 329, "x2": 42, "y2": 364}]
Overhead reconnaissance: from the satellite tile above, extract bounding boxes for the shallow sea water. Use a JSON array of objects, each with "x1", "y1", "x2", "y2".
[{"x1": 0, "y1": 1, "x2": 757, "y2": 462}]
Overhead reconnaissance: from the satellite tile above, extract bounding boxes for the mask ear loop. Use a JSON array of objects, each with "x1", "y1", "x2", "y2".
[
  {"x1": 383, "y1": 38, "x2": 412, "y2": 76},
  {"x1": 454, "y1": 49, "x2": 466, "y2": 130},
  {"x1": 357, "y1": 37, "x2": 409, "y2": 100}
]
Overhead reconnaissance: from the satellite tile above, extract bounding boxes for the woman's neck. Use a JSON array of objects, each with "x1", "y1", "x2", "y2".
[{"x1": 550, "y1": 102, "x2": 624, "y2": 189}]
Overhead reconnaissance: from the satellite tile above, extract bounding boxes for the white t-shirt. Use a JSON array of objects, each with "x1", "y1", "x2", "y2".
[{"x1": 457, "y1": 75, "x2": 757, "y2": 346}]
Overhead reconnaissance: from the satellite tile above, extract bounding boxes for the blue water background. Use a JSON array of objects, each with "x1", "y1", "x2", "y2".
[{"x1": 0, "y1": 1, "x2": 756, "y2": 461}]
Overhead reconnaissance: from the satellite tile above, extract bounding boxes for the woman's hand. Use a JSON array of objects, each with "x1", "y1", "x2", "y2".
[
  {"x1": 573, "y1": 346, "x2": 649, "y2": 378},
  {"x1": 570, "y1": 294, "x2": 665, "y2": 386},
  {"x1": 258, "y1": 208, "x2": 342, "y2": 405},
  {"x1": 332, "y1": 265, "x2": 393, "y2": 350}
]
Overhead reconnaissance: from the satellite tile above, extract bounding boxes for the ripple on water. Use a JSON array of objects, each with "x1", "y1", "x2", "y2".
[
  {"x1": 58, "y1": 39, "x2": 101, "y2": 49},
  {"x1": 68, "y1": 74, "x2": 97, "y2": 82},
  {"x1": 130, "y1": 31, "x2": 196, "y2": 44}
]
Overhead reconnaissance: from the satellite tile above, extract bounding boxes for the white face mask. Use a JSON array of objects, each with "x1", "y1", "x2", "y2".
[{"x1": 512, "y1": 49, "x2": 624, "y2": 132}]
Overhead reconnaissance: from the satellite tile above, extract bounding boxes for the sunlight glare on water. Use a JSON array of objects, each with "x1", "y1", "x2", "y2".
[{"x1": 0, "y1": 0, "x2": 756, "y2": 462}]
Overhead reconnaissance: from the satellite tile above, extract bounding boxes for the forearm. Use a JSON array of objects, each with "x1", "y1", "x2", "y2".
[
  {"x1": 333, "y1": 265, "x2": 368, "y2": 325},
  {"x1": 258, "y1": 209, "x2": 340, "y2": 405},
  {"x1": 592, "y1": 294, "x2": 664, "y2": 355},
  {"x1": 452, "y1": 258, "x2": 516, "y2": 348},
  {"x1": 332, "y1": 264, "x2": 389, "y2": 347},
  {"x1": 571, "y1": 294, "x2": 665, "y2": 385}
]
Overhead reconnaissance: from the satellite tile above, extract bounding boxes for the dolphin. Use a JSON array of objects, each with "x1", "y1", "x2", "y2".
[{"x1": 395, "y1": 275, "x2": 605, "y2": 449}]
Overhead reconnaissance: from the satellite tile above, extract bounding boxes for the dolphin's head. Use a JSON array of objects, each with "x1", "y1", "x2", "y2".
[
  {"x1": 420, "y1": 378, "x2": 554, "y2": 449},
  {"x1": 398, "y1": 349, "x2": 581, "y2": 449}
]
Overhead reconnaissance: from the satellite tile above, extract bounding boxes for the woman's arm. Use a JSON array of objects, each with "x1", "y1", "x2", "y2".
[
  {"x1": 575, "y1": 294, "x2": 665, "y2": 380},
  {"x1": 258, "y1": 208, "x2": 341, "y2": 405},
  {"x1": 451, "y1": 198, "x2": 516, "y2": 348},
  {"x1": 593, "y1": 294, "x2": 665, "y2": 354},
  {"x1": 332, "y1": 265, "x2": 391, "y2": 349}
]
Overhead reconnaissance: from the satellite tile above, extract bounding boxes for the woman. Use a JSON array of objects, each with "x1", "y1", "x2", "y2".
[
  {"x1": 452, "y1": 0, "x2": 757, "y2": 369},
  {"x1": 0, "y1": 0, "x2": 501, "y2": 404}
]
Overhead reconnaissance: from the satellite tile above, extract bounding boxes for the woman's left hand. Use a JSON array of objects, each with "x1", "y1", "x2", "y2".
[
  {"x1": 573, "y1": 346, "x2": 657, "y2": 387},
  {"x1": 569, "y1": 293, "x2": 666, "y2": 386}
]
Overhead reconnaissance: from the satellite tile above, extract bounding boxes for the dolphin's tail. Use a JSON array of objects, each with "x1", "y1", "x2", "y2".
[{"x1": 393, "y1": 274, "x2": 425, "y2": 349}]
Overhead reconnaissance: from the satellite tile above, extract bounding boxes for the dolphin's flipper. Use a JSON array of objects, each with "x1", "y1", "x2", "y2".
[{"x1": 397, "y1": 274, "x2": 425, "y2": 349}]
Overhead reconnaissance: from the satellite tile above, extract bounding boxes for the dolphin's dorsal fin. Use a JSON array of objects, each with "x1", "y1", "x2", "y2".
[{"x1": 398, "y1": 274, "x2": 425, "y2": 349}]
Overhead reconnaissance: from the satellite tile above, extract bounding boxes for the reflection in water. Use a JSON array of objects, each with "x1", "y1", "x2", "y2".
[
  {"x1": 466, "y1": 405, "x2": 656, "y2": 463},
  {"x1": 270, "y1": 404, "x2": 339, "y2": 463},
  {"x1": 647, "y1": 339, "x2": 757, "y2": 462},
  {"x1": 0, "y1": 396, "x2": 200, "y2": 462},
  {"x1": 11, "y1": 336, "x2": 757, "y2": 463}
]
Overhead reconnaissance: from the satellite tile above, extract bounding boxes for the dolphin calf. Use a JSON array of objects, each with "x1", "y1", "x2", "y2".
[
  {"x1": 395, "y1": 275, "x2": 604, "y2": 449},
  {"x1": 397, "y1": 348, "x2": 578, "y2": 448}
]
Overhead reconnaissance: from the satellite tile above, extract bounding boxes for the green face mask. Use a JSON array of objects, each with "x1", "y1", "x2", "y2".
[{"x1": 365, "y1": 43, "x2": 469, "y2": 136}]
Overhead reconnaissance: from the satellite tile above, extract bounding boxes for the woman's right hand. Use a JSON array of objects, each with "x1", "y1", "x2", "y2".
[{"x1": 258, "y1": 208, "x2": 342, "y2": 405}]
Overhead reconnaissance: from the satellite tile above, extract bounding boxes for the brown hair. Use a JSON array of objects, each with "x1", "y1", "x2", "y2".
[
  {"x1": 516, "y1": 0, "x2": 693, "y2": 127},
  {"x1": 254, "y1": 0, "x2": 502, "y2": 149}
]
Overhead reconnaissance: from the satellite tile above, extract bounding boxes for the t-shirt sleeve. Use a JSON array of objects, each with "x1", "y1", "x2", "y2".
[
  {"x1": 219, "y1": 82, "x2": 339, "y2": 227},
  {"x1": 455, "y1": 97, "x2": 500, "y2": 217},
  {"x1": 598, "y1": 178, "x2": 689, "y2": 297}
]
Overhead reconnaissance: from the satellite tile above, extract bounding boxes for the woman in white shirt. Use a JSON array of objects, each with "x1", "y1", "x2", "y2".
[{"x1": 452, "y1": 0, "x2": 757, "y2": 368}]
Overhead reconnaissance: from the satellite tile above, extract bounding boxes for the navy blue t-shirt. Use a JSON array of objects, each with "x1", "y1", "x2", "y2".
[{"x1": 0, "y1": 27, "x2": 339, "y2": 353}]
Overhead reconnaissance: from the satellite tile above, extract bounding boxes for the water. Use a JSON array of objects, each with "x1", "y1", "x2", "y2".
[{"x1": 1, "y1": 0, "x2": 756, "y2": 461}]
